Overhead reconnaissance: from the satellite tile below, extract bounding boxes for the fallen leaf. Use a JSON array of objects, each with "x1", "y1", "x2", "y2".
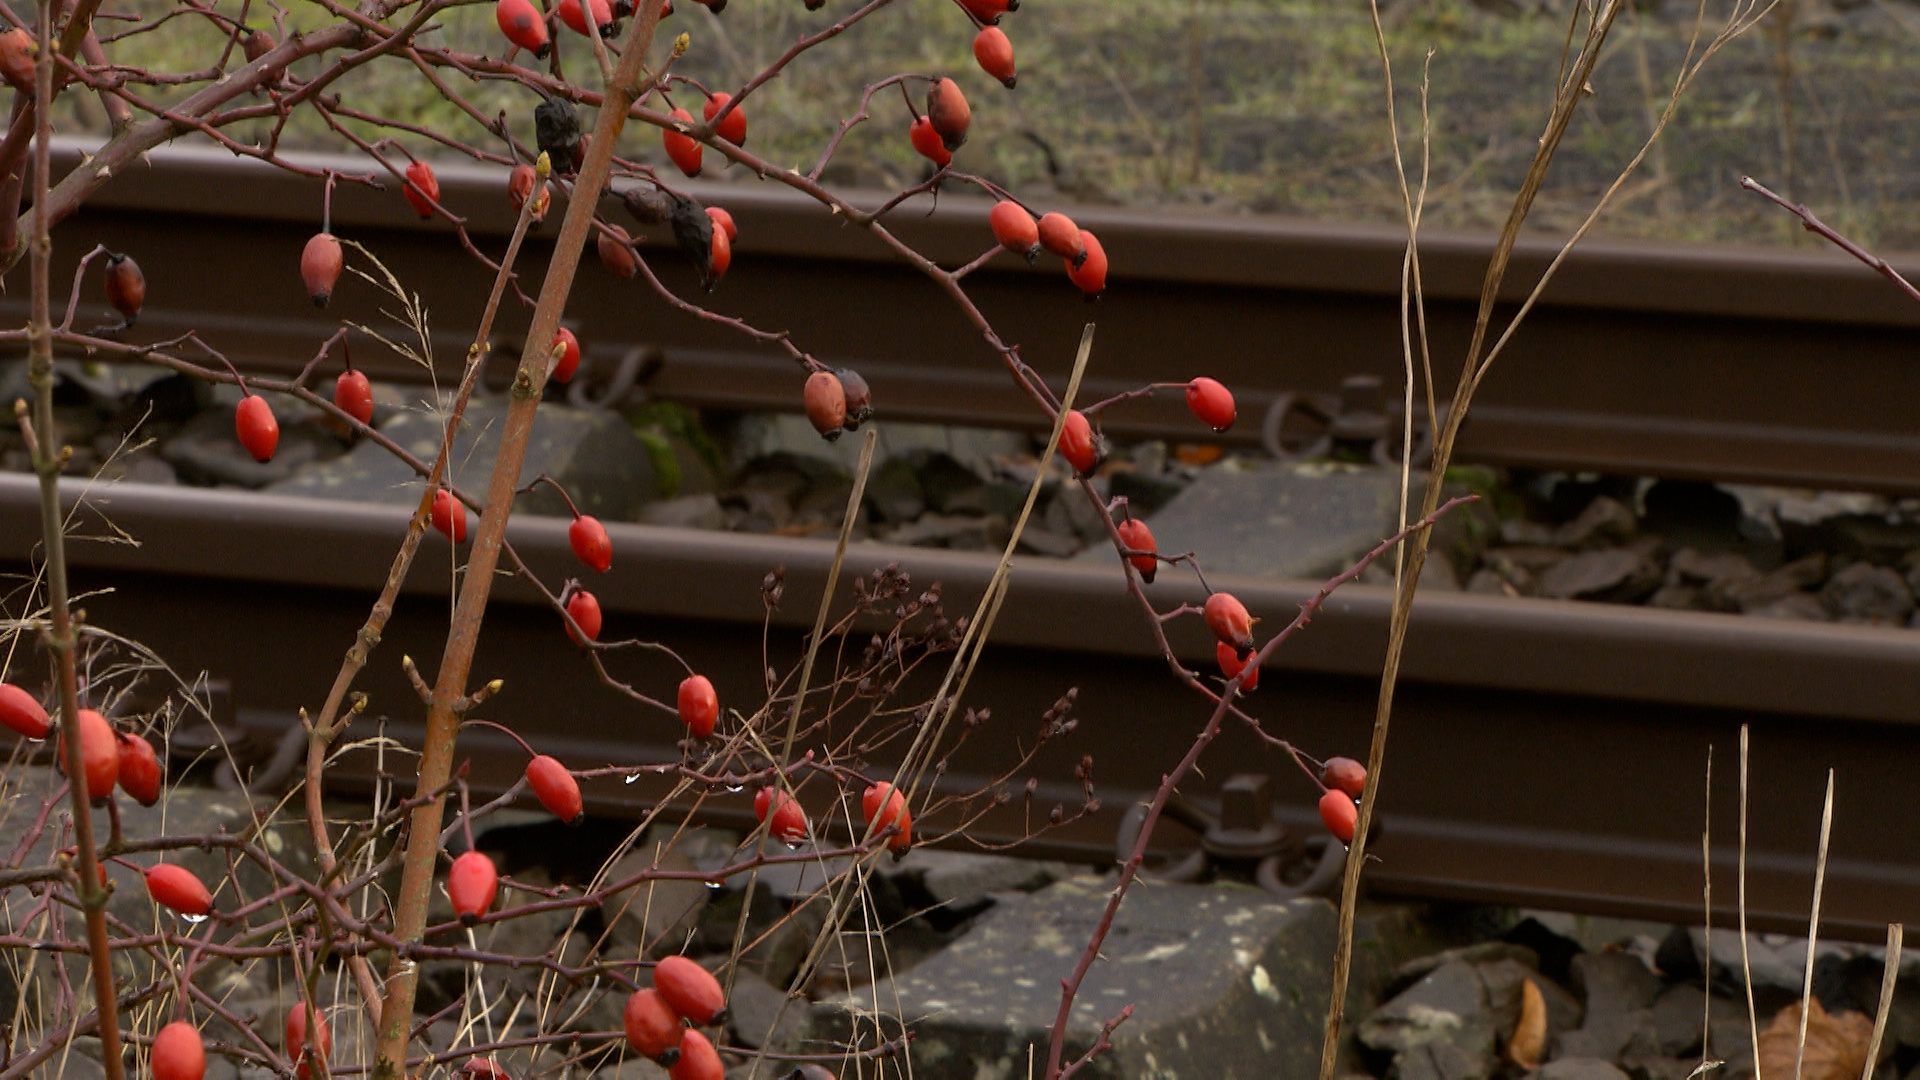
[
  {"x1": 1756, "y1": 999, "x2": 1874, "y2": 1080},
  {"x1": 1506, "y1": 976, "x2": 1547, "y2": 1069}
]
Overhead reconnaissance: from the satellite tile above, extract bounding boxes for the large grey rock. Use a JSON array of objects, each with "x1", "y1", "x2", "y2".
[
  {"x1": 1820, "y1": 563, "x2": 1914, "y2": 624},
  {"x1": 1572, "y1": 952, "x2": 1662, "y2": 1015},
  {"x1": 639, "y1": 493, "x2": 724, "y2": 530},
  {"x1": 1361, "y1": 960, "x2": 1496, "y2": 1062},
  {"x1": 812, "y1": 878, "x2": 1335, "y2": 1080},
  {"x1": 1390, "y1": 1042, "x2": 1490, "y2": 1080},
  {"x1": 1537, "y1": 546, "x2": 1663, "y2": 602},
  {"x1": 1651, "y1": 983, "x2": 1706, "y2": 1056},
  {"x1": 1540, "y1": 1058, "x2": 1632, "y2": 1080},
  {"x1": 726, "y1": 969, "x2": 809, "y2": 1052},
  {"x1": 600, "y1": 848, "x2": 711, "y2": 957},
  {"x1": 1478, "y1": 957, "x2": 1582, "y2": 1044},
  {"x1": 270, "y1": 398, "x2": 655, "y2": 523},
  {"x1": 1102, "y1": 460, "x2": 1419, "y2": 580},
  {"x1": 1552, "y1": 496, "x2": 1640, "y2": 549},
  {"x1": 1553, "y1": 953, "x2": 1663, "y2": 1061},
  {"x1": 727, "y1": 415, "x2": 1027, "y2": 480},
  {"x1": 888, "y1": 849, "x2": 1078, "y2": 914}
]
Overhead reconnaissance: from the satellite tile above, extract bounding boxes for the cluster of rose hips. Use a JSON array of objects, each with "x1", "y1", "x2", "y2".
[
  {"x1": 493, "y1": 0, "x2": 747, "y2": 294},
  {"x1": 747, "y1": 777, "x2": 910, "y2": 853},
  {"x1": 1041, "y1": 376, "x2": 1238, "y2": 592},
  {"x1": 622, "y1": 955, "x2": 730, "y2": 1080},
  {"x1": 1, "y1": 682, "x2": 166, "y2": 809},
  {"x1": 152, "y1": 996, "x2": 331, "y2": 1080},
  {"x1": 598, "y1": 198, "x2": 737, "y2": 294},
  {"x1": 987, "y1": 201, "x2": 1108, "y2": 297},
  {"x1": 1195, "y1": 591, "x2": 1367, "y2": 845},
  {"x1": 0, "y1": 683, "x2": 246, "y2": 1080},
  {"x1": 801, "y1": 367, "x2": 875, "y2": 440}
]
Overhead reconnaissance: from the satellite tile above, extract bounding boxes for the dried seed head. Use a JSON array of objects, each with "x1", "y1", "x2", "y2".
[
  {"x1": 243, "y1": 28, "x2": 276, "y2": 62},
  {"x1": 836, "y1": 368, "x2": 872, "y2": 430}
]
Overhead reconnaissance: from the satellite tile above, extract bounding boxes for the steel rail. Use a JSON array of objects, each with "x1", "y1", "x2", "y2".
[
  {"x1": 3, "y1": 472, "x2": 1917, "y2": 941},
  {"x1": 23, "y1": 139, "x2": 1920, "y2": 494}
]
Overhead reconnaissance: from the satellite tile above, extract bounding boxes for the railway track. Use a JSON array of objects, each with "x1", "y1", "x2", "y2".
[
  {"x1": 2, "y1": 474, "x2": 1916, "y2": 941},
  {"x1": 3, "y1": 143, "x2": 1919, "y2": 940},
  {"x1": 29, "y1": 139, "x2": 1920, "y2": 494}
]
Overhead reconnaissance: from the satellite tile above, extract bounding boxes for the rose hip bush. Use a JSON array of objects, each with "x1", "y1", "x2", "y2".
[{"x1": 0, "y1": 1, "x2": 1406, "y2": 1079}]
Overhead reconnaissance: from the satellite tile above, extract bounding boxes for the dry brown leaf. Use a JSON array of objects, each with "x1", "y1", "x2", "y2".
[
  {"x1": 1756, "y1": 999, "x2": 1875, "y2": 1080},
  {"x1": 1506, "y1": 977, "x2": 1547, "y2": 1070}
]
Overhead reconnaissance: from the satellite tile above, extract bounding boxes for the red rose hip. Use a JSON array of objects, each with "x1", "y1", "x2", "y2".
[
  {"x1": 703, "y1": 93, "x2": 747, "y2": 145},
  {"x1": 990, "y1": 201, "x2": 1040, "y2": 261},
  {"x1": 301, "y1": 233, "x2": 343, "y2": 307},
  {"x1": 669, "y1": 1029, "x2": 724, "y2": 1080},
  {"x1": 557, "y1": 0, "x2": 612, "y2": 35},
  {"x1": 624, "y1": 988, "x2": 683, "y2": 1065},
  {"x1": 707, "y1": 227, "x2": 731, "y2": 288},
  {"x1": 1036, "y1": 213, "x2": 1085, "y2": 265},
  {"x1": 1203, "y1": 591, "x2": 1254, "y2": 655},
  {"x1": 663, "y1": 109, "x2": 702, "y2": 177},
  {"x1": 908, "y1": 116, "x2": 951, "y2": 168},
  {"x1": 861, "y1": 781, "x2": 912, "y2": 852},
  {"x1": 1216, "y1": 641, "x2": 1259, "y2": 691},
  {"x1": 1114, "y1": 518, "x2": 1158, "y2": 583},
  {"x1": 235, "y1": 395, "x2": 279, "y2": 463},
  {"x1": 285, "y1": 1003, "x2": 331, "y2": 1080},
  {"x1": 0, "y1": 683, "x2": 49, "y2": 739},
  {"x1": 0, "y1": 29, "x2": 34, "y2": 94},
  {"x1": 145, "y1": 863, "x2": 213, "y2": 917},
  {"x1": 677, "y1": 675, "x2": 717, "y2": 739},
  {"x1": 569, "y1": 515, "x2": 612, "y2": 572},
  {"x1": 61, "y1": 708, "x2": 120, "y2": 803},
  {"x1": 117, "y1": 731, "x2": 163, "y2": 806},
  {"x1": 526, "y1": 754, "x2": 584, "y2": 825},
  {"x1": 754, "y1": 787, "x2": 808, "y2": 845},
  {"x1": 104, "y1": 253, "x2": 145, "y2": 323},
  {"x1": 804, "y1": 371, "x2": 847, "y2": 439},
  {"x1": 973, "y1": 26, "x2": 1016, "y2": 88},
  {"x1": 151, "y1": 1020, "x2": 206, "y2": 1080},
  {"x1": 1066, "y1": 230, "x2": 1108, "y2": 297},
  {"x1": 838, "y1": 369, "x2": 872, "y2": 430},
  {"x1": 447, "y1": 850, "x2": 498, "y2": 924},
  {"x1": 496, "y1": 0, "x2": 550, "y2": 54},
  {"x1": 1319, "y1": 789, "x2": 1358, "y2": 845},
  {"x1": 598, "y1": 225, "x2": 638, "y2": 279},
  {"x1": 334, "y1": 369, "x2": 374, "y2": 426},
  {"x1": 552, "y1": 327, "x2": 582, "y2": 383},
  {"x1": 566, "y1": 589, "x2": 602, "y2": 645},
  {"x1": 956, "y1": 0, "x2": 1016, "y2": 22},
  {"x1": 403, "y1": 160, "x2": 440, "y2": 218},
  {"x1": 1057, "y1": 409, "x2": 1100, "y2": 476},
  {"x1": 1322, "y1": 757, "x2": 1367, "y2": 799},
  {"x1": 705, "y1": 206, "x2": 737, "y2": 243},
  {"x1": 1185, "y1": 377, "x2": 1236, "y2": 432},
  {"x1": 508, "y1": 163, "x2": 549, "y2": 222},
  {"x1": 653, "y1": 954, "x2": 726, "y2": 1025},
  {"x1": 432, "y1": 489, "x2": 469, "y2": 543}
]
